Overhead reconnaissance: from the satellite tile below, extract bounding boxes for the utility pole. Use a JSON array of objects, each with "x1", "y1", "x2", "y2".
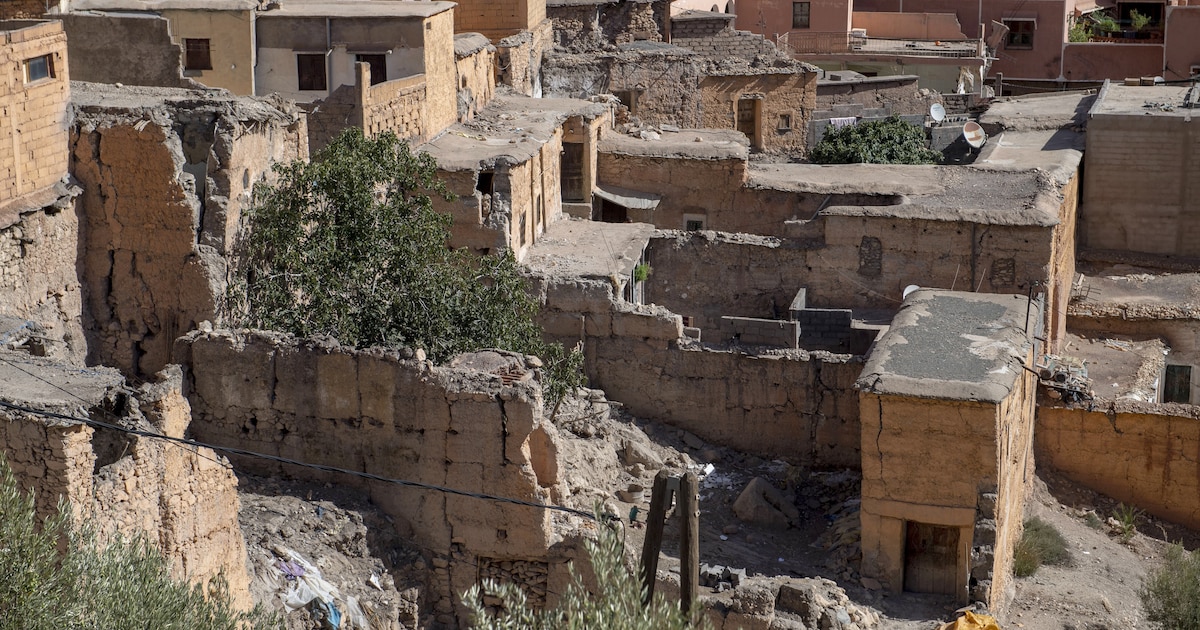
[{"x1": 639, "y1": 470, "x2": 701, "y2": 613}]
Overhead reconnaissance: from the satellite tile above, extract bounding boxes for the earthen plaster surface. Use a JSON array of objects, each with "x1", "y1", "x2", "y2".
[
  {"x1": 599, "y1": 128, "x2": 748, "y2": 159},
  {"x1": 523, "y1": 217, "x2": 653, "y2": 281},
  {"x1": 858, "y1": 290, "x2": 1039, "y2": 403}
]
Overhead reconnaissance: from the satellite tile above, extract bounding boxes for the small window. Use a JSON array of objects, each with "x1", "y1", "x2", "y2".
[
  {"x1": 777, "y1": 113, "x2": 793, "y2": 131},
  {"x1": 24, "y1": 54, "x2": 54, "y2": 83},
  {"x1": 355, "y1": 53, "x2": 387, "y2": 86},
  {"x1": 1164, "y1": 365, "x2": 1192, "y2": 404},
  {"x1": 297, "y1": 53, "x2": 327, "y2": 91},
  {"x1": 184, "y1": 39, "x2": 212, "y2": 71},
  {"x1": 792, "y1": 2, "x2": 811, "y2": 29},
  {"x1": 1004, "y1": 19, "x2": 1035, "y2": 50},
  {"x1": 684, "y1": 214, "x2": 706, "y2": 231}
]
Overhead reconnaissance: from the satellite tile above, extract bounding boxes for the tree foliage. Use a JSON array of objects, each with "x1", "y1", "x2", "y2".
[
  {"x1": 1140, "y1": 544, "x2": 1200, "y2": 630},
  {"x1": 811, "y1": 115, "x2": 940, "y2": 165},
  {"x1": 228, "y1": 129, "x2": 585, "y2": 408},
  {"x1": 463, "y1": 513, "x2": 706, "y2": 630},
  {"x1": 0, "y1": 454, "x2": 280, "y2": 630}
]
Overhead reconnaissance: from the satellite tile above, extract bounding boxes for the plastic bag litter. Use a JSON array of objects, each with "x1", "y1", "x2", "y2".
[
  {"x1": 270, "y1": 547, "x2": 370, "y2": 630},
  {"x1": 938, "y1": 611, "x2": 1002, "y2": 630}
]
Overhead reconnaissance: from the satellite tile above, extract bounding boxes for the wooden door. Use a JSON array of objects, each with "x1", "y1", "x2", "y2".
[
  {"x1": 561, "y1": 142, "x2": 585, "y2": 202},
  {"x1": 736, "y1": 98, "x2": 758, "y2": 147},
  {"x1": 904, "y1": 522, "x2": 959, "y2": 595}
]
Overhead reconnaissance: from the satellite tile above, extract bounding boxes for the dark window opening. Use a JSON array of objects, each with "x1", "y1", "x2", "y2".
[
  {"x1": 613, "y1": 90, "x2": 640, "y2": 116},
  {"x1": 1003, "y1": 20, "x2": 1035, "y2": 50},
  {"x1": 1164, "y1": 365, "x2": 1192, "y2": 404},
  {"x1": 685, "y1": 219, "x2": 705, "y2": 231},
  {"x1": 355, "y1": 53, "x2": 387, "y2": 85},
  {"x1": 792, "y1": 2, "x2": 811, "y2": 29},
  {"x1": 297, "y1": 53, "x2": 328, "y2": 91},
  {"x1": 519, "y1": 214, "x2": 528, "y2": 247},
  {"x1": 24, "y1": 54, "x2": 53, "y2": 82},
  {"x1": 599, "y1": 198, "x2": 628, "y2": 223},
  {"x1": 184, "y1": 39, "x2": 212, "y2": 71},
  {"x1": 476, "y1": 171, "x2": 494, "y2": 195}
]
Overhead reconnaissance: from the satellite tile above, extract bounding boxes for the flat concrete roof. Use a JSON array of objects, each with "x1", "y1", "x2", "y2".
[
  {"x1": 0, "y1": 348, "x2": 123, "y2": 412},
  {"x1": 257, "y1": 0, "x2": 454, "y2": 19},
  {"x1": 523, "y1": 218, "x2": 654, "y2": 281},
  {"x1": 1062, "y1": 333, "x2": 1163, "y2": 404},
  {"x1": 454, "y1": 32, "x2": 491, "y2": 58},
  {"x1": 980, "y1": 91, "x2": 1095, "y2": 132},
  {"x1": 421, "y1": 95, "x2": 609, "y2": 171},
  {"x1": 1070, "y1": 266, "x2": 1200, "y2": 322},
  {"x1": 748, "y1": 163, "x2": 1062, "y2": 227},
  {"x1": 599, "y1": 128, "x2": 749, "y2": 160},
  {"x1": 68, "y1": 0, "x2": 257, "y2": 11},
  {"x1": 1090, "y1": 83, "x2": 1198, "y2": 118},
  {"x1": 857, "y1": 289, "x2": 1037, "y2": 403}
]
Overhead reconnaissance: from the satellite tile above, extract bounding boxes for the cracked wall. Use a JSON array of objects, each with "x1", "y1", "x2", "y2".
[
  {"x1": 174, "y1": 330, "x2": 571, "y2": 624},
  {"x1": 1037, "y1": 401, "x2": 1200, "y2": 530},
  {"x1": 0, "y1": 356, "x2": 252, "y2": 609},
  {"x1": 70, "y1": 89, "x2": 306, "y2": 377}
]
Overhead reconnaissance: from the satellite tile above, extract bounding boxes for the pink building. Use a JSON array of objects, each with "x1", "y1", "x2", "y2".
[{"x1": 726, "y1": 0, "x2": 1200, "y2": 91}]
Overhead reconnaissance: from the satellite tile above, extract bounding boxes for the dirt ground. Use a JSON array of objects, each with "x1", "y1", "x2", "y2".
[{"x1": 235, "y1": 391, "x2": 1188, "y2": 629}]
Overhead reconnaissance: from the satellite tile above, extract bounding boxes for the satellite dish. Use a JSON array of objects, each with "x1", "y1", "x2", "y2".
[
  {"x1": 903, "y1": 284, "x2": 920, "y2": 299},
  {"x1": 962, "y1": 121, "x2": 987, "y2": 149},
  {"x1": 929, "y1": 103, "x2": 946, "y2": 123}
]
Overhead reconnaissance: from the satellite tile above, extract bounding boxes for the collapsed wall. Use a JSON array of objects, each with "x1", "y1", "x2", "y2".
[
  {"x1": 69, "y1": 82, "x2": 307, "y2": 377},
  {"x1": 174, "y1": 330, "x2": 580, "y2": 625},
  {"x1": 0, "y1": 182, "x2": 85, "y2": 361},
  {"x1": 532, "y1": 276, "x2": 863, "y2": 467},
  {"x1": 0, "y1": 351, "x2": 252, "y2": 609}
]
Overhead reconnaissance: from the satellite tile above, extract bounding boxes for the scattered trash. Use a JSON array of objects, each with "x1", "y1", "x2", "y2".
[
  {"x1": 272, "y1": 547, "x2": 369, "y2": 630},
  {"x1": 938, "y1": 610, "x2": 1001, "y2": 630},
  {"x1": 368, "y1": 574, "x2": 383, "y2": 591}
]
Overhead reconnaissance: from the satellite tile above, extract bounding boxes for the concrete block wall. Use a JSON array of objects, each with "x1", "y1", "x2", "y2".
[
  {"x1": 175, "y1": 330, "x2": 564, "y2": 625},
  {"x1": 454, "y1": 0, "x2": 545, "y2": 40},
  {"x1": 1082, "y1": 114, "x2": 1200, "y2": 257},
  {"x1": 0, "y1": 20, "x2": 69, "y2": 203},
  {"x1": 720, "y1": 315, "x2": 800, "y2": 348},
  {"x1": 671, "y1": 16, "x2": 780, "y2": 61},
  {"x1": 794, "y1": 308, "x2": 853, "y2": 347}
]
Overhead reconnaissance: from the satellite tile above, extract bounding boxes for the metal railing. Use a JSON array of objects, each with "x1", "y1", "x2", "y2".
[{"x1": 779, "y1": 31, "x2": 982, "y2": 59}]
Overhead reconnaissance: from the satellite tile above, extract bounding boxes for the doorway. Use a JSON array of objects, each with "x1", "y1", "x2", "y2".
[
  {"x1": 736, "y1": 97, "x2": 760, "y2": 148},
  {"x1": 561, "y1": 142, "x2": 585, "y2": 202},
  {"x1": 903, "y1": 522, "x2": 960, "y2": 595}
]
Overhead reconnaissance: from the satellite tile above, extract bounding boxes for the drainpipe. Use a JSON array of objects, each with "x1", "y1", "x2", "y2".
[{"x1": 326, "y1": 17, "x2": 332, "y2": 96}]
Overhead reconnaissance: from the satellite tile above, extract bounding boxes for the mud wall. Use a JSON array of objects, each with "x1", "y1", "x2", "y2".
[
  {"x1": 175, "y1": 330, "x2": 570, "y2": 624},
  {"x1": 645, "y1": 222, "x2": 1055, "y2": 326},
  {"x1": 542, "y1": 50, "x2": 703, "y2": 126},
  {"x1": 70, "y1": 95, "x2": 306, "y2": 377},
  {"x1": 700, "y1": 72, "x2": 816, "y2": 153},
  {"x1": 816, "y1": 75, "x2": 937, "y2": 117},
  {"x1": 0, "y1": 362, "x2": 252, "y2": 609},
  {"x1": 455, "y1": 35, "x2": 496, "y2": 122},
  {"x1": 59, "y1": 14, "x2": 193, "y2": 88},
  {"x1": 534, "y1": 279, "x2": 862, "y2": 466},
  {"x1": 1037, "y1": 402, "x2": 1200, "y2": 530},
  {"x1": 0, "y1": 185, "x2": 86, "y2": 361}
]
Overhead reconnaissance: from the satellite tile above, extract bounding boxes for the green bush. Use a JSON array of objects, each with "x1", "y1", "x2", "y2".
[
  {"x1": 810, "y1": 115, "x2": 940, "y2": 165},
  {"x1": 1141, "y1": 544, "x2": 1200, "y2": 630},
  {"x1": 463, "y1": 514, "x2": 707, "y2": 630},
  {"x1": 228, "y1": 128, "x2": 585, "y2": 412},
  {"x1": 1013, "y1": 517, "x2": 1070, "y2": 577},
  {"x1": 0, "y1": 454, "x2": 280, "y2": 630}
]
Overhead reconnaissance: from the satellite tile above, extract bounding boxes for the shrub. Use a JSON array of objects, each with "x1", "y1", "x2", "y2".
[
  {"x1": 1013, "y1": 517, "x2": 1070, "y2": 577},
  {"x1": 810, "y1": 115, "x2": 940, "y2": 165},
  {"x1": 1113, "y1": 503, "x2": 1142, "y2": 542},
  {"x1": 228, "y1": 128, "x2": 585, "y2": 412},
  {"x1": 463, "y1": 513, "x2": 706, "y2": 630},
  {"x1": 1140, "y1": 544, "x2": 1200, "y2": 630},
  {"x1": 0, "y1": 454, "x2": 280, "y2": 630}
]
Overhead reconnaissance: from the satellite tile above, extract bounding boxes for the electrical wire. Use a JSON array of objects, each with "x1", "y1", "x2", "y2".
[{"x1": 0, "y1": 398, "x2": 612, "y2": 524}]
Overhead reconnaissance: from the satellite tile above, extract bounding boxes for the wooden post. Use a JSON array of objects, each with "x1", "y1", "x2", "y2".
[
  {"x1": 678, "y1": 472, "x2": 700, "y2": 614},
  {"x1": 640, "y1": 470, "x2": 672, "y2": 606}
]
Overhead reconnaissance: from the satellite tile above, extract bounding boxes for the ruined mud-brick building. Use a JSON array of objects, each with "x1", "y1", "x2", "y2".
[
  {"x1": 857, "y1": 290, "x2": 1039, "y2": 608},
  {"x1": 422, "y1": 96, "x2": 611, "y2": 259},
  {"x1": 70, "y1": 82, "x2": 307, "y2": 377},
  {"x1": 452, "y1": 0, "x2": 552, "y2": 96},
  {"x1": 542, "y1": 4, "x2": 819, "y2": 153}
]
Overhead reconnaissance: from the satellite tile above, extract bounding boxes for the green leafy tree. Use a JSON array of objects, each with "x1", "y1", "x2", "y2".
[
  {"x1": 1140, "y1": 544, "x2": 1200, "y2": 630},
  {"x1": 811, "y1": 115, "x2": 940, "y2": 165},
  {"x1": 0, "y1": 454, "x2": 280, "y2": 630},
  {"x1": 228, "y1": 128, "x2": 584, "y2": 410},
  {"x1": 463, "y1": 513, "x2": 706, "y2": 630}
]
